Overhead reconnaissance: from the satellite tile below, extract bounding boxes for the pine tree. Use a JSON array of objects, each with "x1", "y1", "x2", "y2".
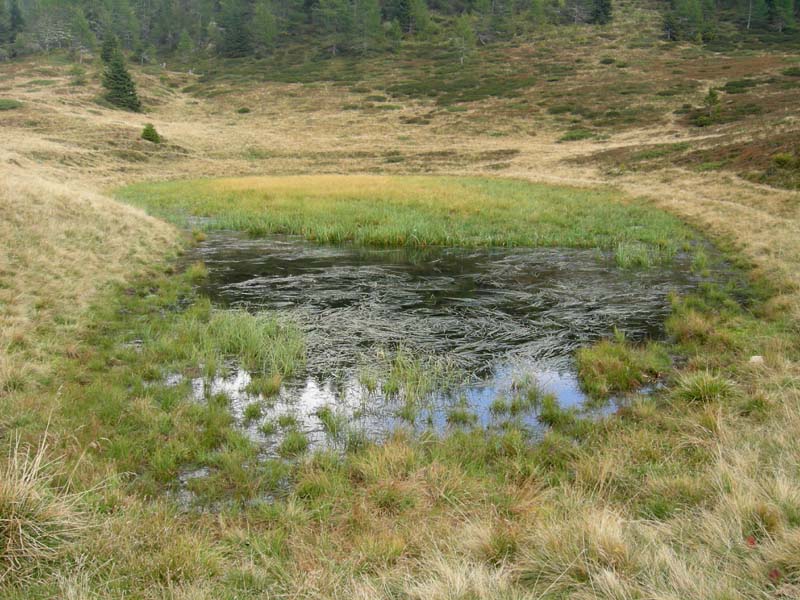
[
  {"x1": 9, "y1": 0, "x2": 24, "y2": 42},
  {"x1": 102, "y1": 50, "x2": 142, "y2": 111},
  {"x1": 0, "y1": 1, "x2": 9, "y2": 46},
  {"x1": 590, "y1": 0, "x2": 612, "y2": 24},
  {"x1": 767, "y1": 0, "x2": 796, "y2": 30},
  {"x1": 101, "y1": 33, "x2": 119, "y2": 62},
  {"x1": 251, "y1": 0, "x2": 278, "y2": 54},
  {"x1": 313, "y1": 0, "x2": 352, "y2": 54},
  {"x1": 353, "y1": 0, "x2": 383, "y2": 51},
  {"x1": 221, "y1": 1, "x2": 252, "y2": 57}
]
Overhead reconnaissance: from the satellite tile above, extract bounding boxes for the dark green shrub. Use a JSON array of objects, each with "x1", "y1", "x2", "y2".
[
  {"x1": 558, "y1": 129, "x2": 595, "y2": 142},
  {"x1": 141, "y1": 123, "x2": 161, "y2": 143},
  {"x1": 721, "y1": 78, "x2": 760, "y2": 94},
  {"x1": 102, "y1": 52, "x2": 142, "y2": 112},
  {"x1": 772, "y1": 153, "x2": 796, "y2": 168}
]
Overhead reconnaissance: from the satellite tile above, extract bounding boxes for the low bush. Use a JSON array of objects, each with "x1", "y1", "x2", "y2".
[{"x1": 141, "y1": 123, "x2": 162, "y2": 143}]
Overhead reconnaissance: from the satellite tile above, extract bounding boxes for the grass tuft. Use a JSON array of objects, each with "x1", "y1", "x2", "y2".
[
  {"x1": 246, "y1": 373, "x2": 283, "y2": 397},
  {"x1": 576, "y1": 333, "x2": 670, "y2": 399},
  {"x1": 674, "y1": 371, "x2": 735, "y2": 403},
  {"x1": 0, "y1": 437, "x2": 87, "y2": 580},
  {"x1": 278, "y1": 430, "x2": 309, "y2": 457}
]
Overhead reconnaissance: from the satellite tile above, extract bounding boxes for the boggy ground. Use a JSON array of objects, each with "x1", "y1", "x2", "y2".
[{"x1": 1, "y1": 8, "x2": 800, "y2": 598}]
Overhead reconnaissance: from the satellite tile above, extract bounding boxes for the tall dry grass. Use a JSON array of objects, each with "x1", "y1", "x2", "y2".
[{"x1": 0, "y1": 435, "x2": 87, "y2": 582}]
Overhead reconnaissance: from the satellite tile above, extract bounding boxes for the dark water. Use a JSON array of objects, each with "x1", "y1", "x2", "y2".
[{"x1": 177, "y1": 232, "x2": 719, "y2": 454}]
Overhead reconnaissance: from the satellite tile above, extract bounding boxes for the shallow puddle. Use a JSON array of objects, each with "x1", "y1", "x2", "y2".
[{"x1": 182, "y1": 233, "x2": 722, "y2": 454}]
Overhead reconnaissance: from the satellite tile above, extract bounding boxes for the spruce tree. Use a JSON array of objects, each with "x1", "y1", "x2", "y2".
[
  {"x1": 251, "y1": 1, "x2": 278, "y2": 54},
  {"x1": 9, "y1": 0, "x2": 24, "y2": 42},
  {"x1": 101, "y1": 34, "x2": 119, "y2": 63},
  {"x1": 0, "y1": 2, "x2": 9, "y2": 46},
  {"x1": 353, "y1": 0, "x2": 383, "y2": 51},
  {"x1": 383, "y1": 0, "x2": 411, "y2": 32},
  {"x1": 313, "y1": 0, "x2": 352, "y2": 55},
  {"x1": 767, "y1": 0, "x2": 796, "y2": 30},
  {"x1": 176, "y1": 29, "x2": 194, "y2": 62},
  {"x1": 102, "y1": 51, "x2": 142, "y2": 112},
  {"x1": 742, "y1": 0, "x2": 769, "y2": 29},
  {"x1": 221, "y1": 1, "x2": 252, "y2": 57},
  {"x1": 408, "y1": 0, "x2": 432, "y2": 35},
  {"x1": 590, "y1": 0, "x2": 613, "y2": 24}
]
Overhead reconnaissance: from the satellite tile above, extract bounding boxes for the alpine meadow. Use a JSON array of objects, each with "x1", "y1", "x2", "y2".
[{"x1": 1, "y1": 0, "x2": 800, "y2": 597}]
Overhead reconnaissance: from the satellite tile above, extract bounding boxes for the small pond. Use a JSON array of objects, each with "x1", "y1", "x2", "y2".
[{"x1": 176, "y1": 232, "x2": 723, "y2": 455}]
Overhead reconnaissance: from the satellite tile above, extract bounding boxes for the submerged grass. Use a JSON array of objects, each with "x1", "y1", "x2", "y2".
[{"x1": 117, "y1": 175, "x2": 695, "y2": 257}]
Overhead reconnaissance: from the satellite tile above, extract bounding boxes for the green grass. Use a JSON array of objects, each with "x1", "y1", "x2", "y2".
[
  {"x1": 558, "y1": 129, "x2": 597, "y2": 142},
  {"x1": 576, "y1": 332, "x2": 671, "y2": 399},
  {"x1": 614, "y1": 241, "x2": 676, "y2": 268},
  {"x1": 0, "y1": 99, "x2": 23, "y2": 110},
  {"x1": 3, "y1": 246, "x2": 792, "y2": 597},
  {"x1": 246, "y1": 373, "x2": 283, "y2": 397},
  {"x1": 674, "y1": 371, "x2": 736, "y2": 403},
  {"x1": 278, "y1": 430, "x2": 309, "y2": 456},
  {"x1": 259, "y1": 420, "x2": 277, "y2": 436},
  {"x1": 277, "y1": 413, "x2": 298, "y2": 428},
  {"x1": 243, "y1": 402, "x2": 262, "y2": 422},
  {"x1": 117, "y1": 175, "x2": 694, "y2": 257},
  {"x1": 314, "y1": 406, "x2": 347, "y2": 438},
  {"x1": 446, "y1": 405, "x2": 477, "y2": 427}
]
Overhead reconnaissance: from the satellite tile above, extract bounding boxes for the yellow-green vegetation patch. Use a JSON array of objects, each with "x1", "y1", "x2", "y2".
[
  {"x1": 576, "y1": 331, "x2": 671, "y2": 399},
  {"x1": 0, "y1": 99, "x2": 23, "y2": 110},
  {"x1": 117, "y1": 175, "x2": 695, "y2": 255}
]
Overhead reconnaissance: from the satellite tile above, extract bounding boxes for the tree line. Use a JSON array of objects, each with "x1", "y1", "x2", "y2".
[{"x1": 0, "y1": 0, "x2": 796, "y2": 62}]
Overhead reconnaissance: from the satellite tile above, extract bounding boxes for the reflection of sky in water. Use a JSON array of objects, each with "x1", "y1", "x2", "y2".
[{"x1": 178, "y1": 233, "x2": 723, "y2": 455}]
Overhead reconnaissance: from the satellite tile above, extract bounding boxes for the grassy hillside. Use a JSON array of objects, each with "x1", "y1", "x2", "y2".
[{"x1": 1, "y1": 5, "x2": 800, "y2": 597}]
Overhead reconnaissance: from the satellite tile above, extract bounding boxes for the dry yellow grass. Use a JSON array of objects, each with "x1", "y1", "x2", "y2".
[{"x1": 0, "y1": 164, "x2": 177, "y2": 391}]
